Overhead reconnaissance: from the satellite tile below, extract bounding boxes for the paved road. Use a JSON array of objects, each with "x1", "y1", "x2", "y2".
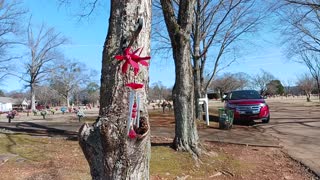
[{"x1": 256, "y1": 99, "x2": 320, "y2": 176}]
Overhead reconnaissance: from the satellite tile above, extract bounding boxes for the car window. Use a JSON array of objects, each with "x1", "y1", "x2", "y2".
[{"x1": 230, "y1": 91, "x2": 261, "y2": 100}]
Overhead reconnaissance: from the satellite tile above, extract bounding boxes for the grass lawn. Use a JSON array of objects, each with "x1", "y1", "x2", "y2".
[{"x1": 0, "y1": 133, "x2": 315, "y2": 180}]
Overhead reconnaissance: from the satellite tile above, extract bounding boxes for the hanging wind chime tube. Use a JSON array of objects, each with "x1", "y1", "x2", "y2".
[
  {"x1": 136, "y1": 93, "x2": 141, "y2": 128},
  {"x1": 127, "y1": 90, "x2": 141, "y2": 136},
  {"x1": 131, "y1": 95, "x2": 137, "y2": 123},
  {"x1": 127, "y1": 90, "x2": 135, "y2": 136}
]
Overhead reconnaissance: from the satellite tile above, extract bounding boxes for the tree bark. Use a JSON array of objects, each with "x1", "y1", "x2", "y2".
[
  {"x1": 66, "y1": 95, "x2": 70, "y2": 108},
  {"x1": 193, "y1": 0, "x2": 202, "y2": 120},
  {"x1": 306, "y1": 91, "x2": 311, "y2": 102},
  {"x1": 31, "y1": 83, "x2": 36, "y2": 110},
  {"x1": 79, "y1": 0, "x2": 151, "y2": 179},
  {"x1": 161, "y1": 0, "x2": 200, "y2": 156},
  {"x1": 194, "y1": 61, "x2": 203, "y2": 120},
  {"x1": 316, "y1": 78, "x2": 320, "y2": 101}
]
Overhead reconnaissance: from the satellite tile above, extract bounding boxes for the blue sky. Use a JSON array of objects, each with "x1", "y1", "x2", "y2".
[{"x1": 2, "y1": 1, "x2": 307, "y2": 92}]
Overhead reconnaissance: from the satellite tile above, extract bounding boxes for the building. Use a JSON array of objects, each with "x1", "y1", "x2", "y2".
[{"x1": 0, "y1": 97, "x2": 29, "y2": 113}]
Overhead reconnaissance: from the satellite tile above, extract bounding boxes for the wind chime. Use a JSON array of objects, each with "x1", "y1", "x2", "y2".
[{"x1": 115, "y1": 46, "x2": 151, "y2": 139}]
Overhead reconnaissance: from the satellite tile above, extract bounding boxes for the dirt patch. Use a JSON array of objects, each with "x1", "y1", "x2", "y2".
[
  {"x1": 150, "y1": 136, "x2": 316, "y2": 180},
  {"x1": 149, "y1": 109, "x2": 175, "y2": 127}
]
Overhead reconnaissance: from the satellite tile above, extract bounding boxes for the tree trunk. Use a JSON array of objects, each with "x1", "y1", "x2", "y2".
[
  {"x1": 316, "y1": 79, "x2": 320, "y2": 101},
  {"x1": 161, "y1": 0, "x2": 200, "y2": 156},
  {"x1": 194, "y1": 60, "x2": 203, "y2": 120},
  {"x1": 193, "y1": 0, "x2": 202, "y2": 120},
  {"x1": 305, "y1": 90, "x2": 311, "y2": 102},
  {"x1": 66, "y1": 95, "x2": 70, "y2": 108},
  {"x1": 200, "y1": 49, "x2": 206, "y2": 97},
  {"x1": 173, "y1": 46, "x2": 200, "y2": 155},
  {"x1": 62, "y1": 94, "x2": 69, "y2": 107},
  {"x1": 79, "y1": 0, "x2": 151, "y2": 179},
  {"x1": 31, "y1": 83, "x2": 36, "y2": 110}
]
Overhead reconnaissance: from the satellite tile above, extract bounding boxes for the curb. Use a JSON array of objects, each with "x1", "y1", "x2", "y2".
[
  {"x1": 256, "y1": 126, "x2": 320, "y2": 179},
  {"x1": 204, "y1": 140, "x2": 282, "y2": 148},
  {"x1": 281, "y1": 149, "x2": 320, "y2": 179}
]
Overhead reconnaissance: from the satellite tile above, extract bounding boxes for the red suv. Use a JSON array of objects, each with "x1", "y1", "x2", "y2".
[{"x1": 224, "y1": 90, "x2": 270, "y2": 123}]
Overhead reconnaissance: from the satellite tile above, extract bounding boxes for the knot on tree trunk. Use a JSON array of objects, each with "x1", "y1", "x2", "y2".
[{"x1": 78, "y1": 115, "x2": 150, "y2": 179}]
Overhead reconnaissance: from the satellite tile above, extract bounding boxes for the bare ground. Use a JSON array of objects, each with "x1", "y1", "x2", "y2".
[
  {"x1": 0, "y1": 134, "x2": 316, "y2": 180},
  {"x1": 0, "y1": 102, "x2": 318, "y2": 180}
]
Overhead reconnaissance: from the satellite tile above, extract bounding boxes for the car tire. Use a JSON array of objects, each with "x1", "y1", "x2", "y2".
[{"x1": 262, "y1": 115, "x2": 270, "y2": 123}]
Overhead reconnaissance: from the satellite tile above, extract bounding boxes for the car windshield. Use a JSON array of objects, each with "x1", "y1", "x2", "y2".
[{"x1": 229, "y1": 90, "x2": 261, "y2": 100}]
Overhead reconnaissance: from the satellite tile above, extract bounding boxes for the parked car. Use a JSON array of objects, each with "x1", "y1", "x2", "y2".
[{"x1": 223, "y1": 90, "x2": 270, "y2": 123}]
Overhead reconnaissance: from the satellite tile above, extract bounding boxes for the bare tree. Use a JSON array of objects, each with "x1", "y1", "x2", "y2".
[
  {"x1": 283, "y1": 79, "x2": 294, "y2": 96},
  {"x1": 153, "y1": 0, "x2": 270, "y2": 119},
  {"x1": 150, "y1": 81, "x2": 166, "y2": 101},
  {"x1": 298, "y1": 50, "x2": 320, "y2": 100},
  {"x1": 277, "y1": 0, "x2": 320, "y2": 93},
  {"x1": 6, "y1": 90, "x2": 26, "y2": 99},
  {"x1": 236, "y1": 72, "x2": 251, "y2": 89},
  {"x1": 194, "y1": 0, "x2": 269, "y2": 118},
  {"x1": 285, "y1": 0, "x2": 320, "y2": 9},
  {"x1": 57, "y1": 0, "x2": 104, "y2": 19},
  {"x1": 297, "y1": 73, "x2": 315, "y2": 102},
  {"x1": 49, "y1": 60, "x2": 89, "y2": 107},
  {"x1": 84, "y1": 82, "x2": 100, "y2": 107},
  {"x1": 149, "y1": 82, "x2": 172, "y2": 103},
  {"x1": 0, "y1": 0, "x2": 26, "y2": 80},
  {"x1": 251, "y1": 69, "x2": 275, "y2": 95},
  {"x1": 151, "y1": 1, "x2": 174, "y2": 56},
  {"x1": 21, "y1": 22, "x2": 67, "y2": 111},
  {"x1": 210, "y1": 72, "x2": 250, "y2": 100},
  {"x1": 276, "y1": 1, "x2": 320, "y2": 100},
  {"x1": 35, "y1": 85, "x2": 61, "y2": 106},
  {"x1": 279, "y1": 0, "x2": 320, "y2": 54},
  {"x1": 75, "y1": 1, "x2": 152, "y2": 179},
  {"x1": 160, "y1": 0, "x2": 200, "y2": 156}
]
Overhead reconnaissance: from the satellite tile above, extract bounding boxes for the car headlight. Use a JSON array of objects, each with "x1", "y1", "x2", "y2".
[{"x1": 259, "y1": 103, "x2": 267, "y2": 107}]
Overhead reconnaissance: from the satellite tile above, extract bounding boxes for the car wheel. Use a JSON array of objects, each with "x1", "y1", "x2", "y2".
[{"x1": 262, "y1": 115, "x2": 270, "y2": 123}]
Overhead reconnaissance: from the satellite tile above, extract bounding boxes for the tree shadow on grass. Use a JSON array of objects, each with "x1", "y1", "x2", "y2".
[
  {"x1": 151, "y1": 142, "x2": 173, "y2": 147},
  {"x1": 0, "y1": 122, "x2": 78, "y2": 140}
]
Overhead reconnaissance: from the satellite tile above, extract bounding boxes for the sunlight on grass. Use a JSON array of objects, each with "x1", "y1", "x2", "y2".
[
  {"x1": 0, "y1": 134, "x2": 251, "y2": 179},
  {"x1": 150, "y1": 146, "x2": 194, "y2": 176},
  {"x1": 0, "y1": 134, "x2": 50, "y2": 161},
  {"x1": 150, "y1": 145, "x2": 249, "y2": 178},
  {"x1": 0, "y1": 134, "x2": 90, "y2": 179}
]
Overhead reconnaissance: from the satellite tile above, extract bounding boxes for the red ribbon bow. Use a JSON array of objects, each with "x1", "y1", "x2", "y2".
[{"x1": 115, "y1": 47, "x2": 150, "y2": 75}]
